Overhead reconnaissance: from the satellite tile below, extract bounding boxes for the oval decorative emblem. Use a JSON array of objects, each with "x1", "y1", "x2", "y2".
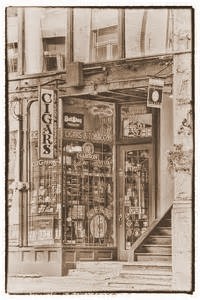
[
  {"x1": 82, "y1": 142, "x2": 94, "y2": 155},
  {"x1": 90, "y1": 214, "x2": 107, "y2": 238}
]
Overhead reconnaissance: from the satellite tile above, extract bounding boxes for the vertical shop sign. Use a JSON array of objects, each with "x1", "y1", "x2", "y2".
[
  {"x1": 39, "y1": 88, "x2": 57, "y2": 159},
  {"x1": 147, "y1": 78, "x2": 164, "y2": 108}
]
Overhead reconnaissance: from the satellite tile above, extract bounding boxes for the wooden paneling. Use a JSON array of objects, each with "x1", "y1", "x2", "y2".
[
  {"x1": 78, "y1": 250, "x2": 94, "y2": 261},
  {"x1": 97, "y1": 250, "x2": 113, "y2": 260},
  {"x1": 63, "y1": 250, "x2": 76, "y2": 262},
  {"x1": 35, "y1": 251, "x2": 46, "y2": 262},
  {"x1": 48, "y1": 250, "x2": 58, "y2": 262},
  {"x1": 22, "y1": 251, "x2": 32, "y2": 262}
]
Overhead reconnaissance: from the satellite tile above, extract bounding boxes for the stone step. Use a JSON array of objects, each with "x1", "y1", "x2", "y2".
[
  {"x1": 108, "y1": 277, "x2": 171, "y2": 288},
  {"x1": 135, "y1": 253, "x2": 171, "y2": 262},
  {"x1": 120, "y1": 270, "x2": 171, "y2": 277},
  {"x1": 107, "y1": 282, "x2": 172, "y2": 291},
  {"x1": 116, "y1": 273, "x2": 172, "y2": 284},
  {"x1": 146, "y1": 235, "x2": 171, "y2": 244},
  {"x1": 153, "y1": 226, "x2": 171, "y2": 235},
  {"x1": 68, "y1": 269, "x2": 121, "y2": 278},
  {"x1": 159, "y1": 217, "x2": 171, "y2": 225},
  {"x1": 119, "y1": 270, "x2": 172, "y2": 280},
  {"x1": 122, "y1": 264, "x2": 172, "y2": 273},
  {"x1": 122, "y1": 261, "x2": 172, "y2": 271},
  {"x1": 75, "y1": 261, "x2": 123, "y2": 271},
  {"x1": 137, "y1": 244, "x2": 172, "y2": 255}
]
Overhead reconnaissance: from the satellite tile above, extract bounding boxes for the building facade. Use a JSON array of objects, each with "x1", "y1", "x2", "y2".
[{"x1": 7, "y1": 7, "x2": 193, "y2": 291}]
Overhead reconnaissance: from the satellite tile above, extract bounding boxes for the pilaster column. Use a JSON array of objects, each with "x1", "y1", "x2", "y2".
[{"x1": 170, "y1": 52, "x2": 193, "y2": 291}]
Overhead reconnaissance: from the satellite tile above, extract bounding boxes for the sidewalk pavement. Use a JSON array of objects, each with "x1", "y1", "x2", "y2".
[{"x1": 6, "y1": 275, "x2": 171, "y2": 294}]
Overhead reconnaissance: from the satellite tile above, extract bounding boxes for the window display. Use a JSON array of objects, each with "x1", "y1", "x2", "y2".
[
  {"x1": 63, "y1": 141, "x2": 113, "y2": 246},
  {"x1": 28, "y1": 132, "x2": 62, "y2": 245},
  {"x1": 62, "y1": 99, "x2": 115, "y2": 246}
]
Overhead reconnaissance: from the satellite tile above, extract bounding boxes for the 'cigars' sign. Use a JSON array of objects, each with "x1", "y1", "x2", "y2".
[{"x1": 39, "y1": 88, "x2": 57, "y2": 159}]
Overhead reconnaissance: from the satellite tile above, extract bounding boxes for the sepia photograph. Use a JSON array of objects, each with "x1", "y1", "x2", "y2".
[{"x1": 5, "y1": 4, "x2": 195, "y2": 294}]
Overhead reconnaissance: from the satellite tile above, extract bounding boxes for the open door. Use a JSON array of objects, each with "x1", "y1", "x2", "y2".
[{"x1": 117, "y1": 144, "x2": 154, "y2": 260}]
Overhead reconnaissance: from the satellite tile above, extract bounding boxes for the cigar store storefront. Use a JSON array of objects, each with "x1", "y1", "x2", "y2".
[{"x1": 10, "y1": 79, "x2": 168, "y2": 276}]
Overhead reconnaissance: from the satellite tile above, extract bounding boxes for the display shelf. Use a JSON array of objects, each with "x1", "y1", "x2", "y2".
[{"x1": 66, "y1": 172, "x2": 113, "y2": 177}]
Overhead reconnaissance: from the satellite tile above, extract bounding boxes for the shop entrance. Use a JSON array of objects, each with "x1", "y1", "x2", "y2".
[
  {"x1": 61, "y1": 97, "x2": 156, "y2": 262},
  {"x1": 117, "y1": 144, "x2": 153, "y2": 260}
]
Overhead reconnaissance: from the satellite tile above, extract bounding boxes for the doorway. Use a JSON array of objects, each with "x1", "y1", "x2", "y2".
[{"x1": 117, "y1": 144, "x2": 154, "y2": 260}]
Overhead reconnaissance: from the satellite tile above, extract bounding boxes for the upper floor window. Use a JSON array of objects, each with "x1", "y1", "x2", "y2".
[
  {"x1": 7, "y1": 7, "x2": 18, "y2": 74},
  {"x1": 7, "y1": 42, "x2": 18, "y2": 73},
  {"x1": 92, "y1": 25, "x2": 118, "y2": 62},
  {"x1": 43, "y1": 37, "x2": 65, "y2": 71},
  {"x1": 41, "y1": 8, "x2": 67, "y2": 72},
  {"x1": 90, "y1": 9, "x2": 119, "y2": 62}
]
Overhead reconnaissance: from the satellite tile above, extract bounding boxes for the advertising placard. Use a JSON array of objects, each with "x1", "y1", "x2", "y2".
[{"x1": 39, "y1": 88, "x2": 57, "y2": 159}]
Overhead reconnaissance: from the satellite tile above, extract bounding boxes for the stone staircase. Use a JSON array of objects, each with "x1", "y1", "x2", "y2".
[
  {"x1": 107, "y1": 261, "x2": 172, "y2": 291},
  {"x1": 108, "y1": 208, "x2": 172, "y2": 291},
  {"x1": 134, "y1": 209, "x2": 172, "y2": 262}
]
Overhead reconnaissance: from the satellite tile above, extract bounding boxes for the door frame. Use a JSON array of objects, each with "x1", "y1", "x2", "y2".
[{"x1": 116, "y1": 143, "x2": 155, "y2": 261}]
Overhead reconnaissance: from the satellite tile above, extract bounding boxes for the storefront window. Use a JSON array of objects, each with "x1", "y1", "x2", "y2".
[
  {"x1": 28, "y1": 98, "x2": 62, "y2": 245},
  {"x1": 62, "y1": 99, "x2": 115, "y2": 246},
  {"x1": 28, "y1": 134, "x2": 62, "y2": 245}
]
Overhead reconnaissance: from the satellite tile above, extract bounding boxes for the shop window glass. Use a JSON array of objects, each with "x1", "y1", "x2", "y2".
[
  {"x1": 124, "y1": 149, "x2": 150, "y2": 249},
  {"x1": 43, "y1": 37, "x2": 65, "y2": 71},
  {"x1": 92, "y1": 25, "x2": 118, "y2": 62},
  {"x1": 7, "y1": 42, "x2": 18, "y2": 73},
  {"x1": 28, "y1": 130, "x2": 62, "y2": 246},
  {"x1": 62, "y1": 99, "x2": 115, "y2": 246},
  {"x1": 120, "y1": 104, "x2": 152, "y2": 139}
]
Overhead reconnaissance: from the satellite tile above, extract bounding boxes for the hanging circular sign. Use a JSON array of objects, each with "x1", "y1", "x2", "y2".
[
  {"x1": 152, "y1": 90, "x2": 160, "y2": 102},
  {"x1": 90, "y1": 214, "x2": 107, "y2": 238}
]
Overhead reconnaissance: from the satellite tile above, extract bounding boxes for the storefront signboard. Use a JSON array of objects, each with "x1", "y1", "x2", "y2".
[
  {"x1": 39, "y1": 88, "x2": 57, "y2": 159},
  {"x1": 63, "y1": 129, "x2": 112, "y2": 143},
  {"x1": 147, "y1": 78, "x2": 164, "y2": 108},
  {"x1": 63, "y1": 113, "x2": 84, "y2": 129}
]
